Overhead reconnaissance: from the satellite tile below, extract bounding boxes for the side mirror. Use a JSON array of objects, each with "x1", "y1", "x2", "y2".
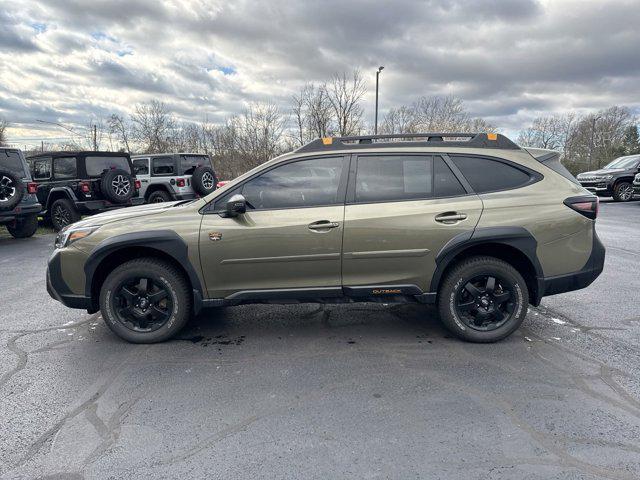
[{"x1": 225, "y1": 194, "x2": 247, "y2": 217}]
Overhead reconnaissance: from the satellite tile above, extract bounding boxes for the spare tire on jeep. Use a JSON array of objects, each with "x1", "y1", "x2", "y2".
[
  {"x1": 101, "y1": 169, "x2": 134, "y2": 204},
  {"x1": 191, "y1": 166, "x2": 217, "y2": 196},
  {"x1": 0, "y1": 169, "x2": 24, "y2": 211}
]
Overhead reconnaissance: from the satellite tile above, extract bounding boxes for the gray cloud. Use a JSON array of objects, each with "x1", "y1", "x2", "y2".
[{"x1": 1, "y1": 0, "x2": 639, "y2": 146}]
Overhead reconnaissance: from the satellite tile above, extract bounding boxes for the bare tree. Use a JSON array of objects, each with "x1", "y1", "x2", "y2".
[
  {"x1": 0, "y1": 118, "x2": 8, "y2": 146},
  {"x1": 380, "y1": 105, "x2": 419, "y2": 134},
  {"x1": 108, "y1": 114, "x2": 132, "y2": 153},
  {"x1": 131, "y1": 100, "x2": 177, "y2": 153},
  {"x1": 325, "y1": 70, "x2": 366, "y2": 136}
]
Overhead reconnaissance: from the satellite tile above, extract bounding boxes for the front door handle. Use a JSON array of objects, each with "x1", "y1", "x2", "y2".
[
  {"x1": 308, "y1": 220, "x2": 340, "y2": 231},
  {"x1": 435, "y1": 212, "x2": 468, "y2": 224}
]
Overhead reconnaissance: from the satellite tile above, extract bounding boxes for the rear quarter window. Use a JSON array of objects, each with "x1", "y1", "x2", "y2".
[
  {"x1": 1, "y1": 150, "x2": 28, "y2": 178},
  {"x1": 85, "y1": 156, "x2": 131, "y2": 176},
  {"x1": 451, "y1": 156, "x2": 533, "y2": 193}
]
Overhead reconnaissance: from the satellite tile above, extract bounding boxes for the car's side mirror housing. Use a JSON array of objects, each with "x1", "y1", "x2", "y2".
[{"x1": 225, "y1": 194, "x2": 247, "y2": 217}]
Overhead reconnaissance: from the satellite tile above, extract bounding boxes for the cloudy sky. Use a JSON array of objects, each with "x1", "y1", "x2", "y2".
[{"x1": 1, "y1": 0, "x2": 639, "y2": 148}]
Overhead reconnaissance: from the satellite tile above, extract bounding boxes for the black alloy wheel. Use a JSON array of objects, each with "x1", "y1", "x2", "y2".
[
  {"x1": 455, "y1": 274, "x2": 514, "y2": 331},
  {"x1": 111, "y1": 277, "x2": 174, "y2": 332}
]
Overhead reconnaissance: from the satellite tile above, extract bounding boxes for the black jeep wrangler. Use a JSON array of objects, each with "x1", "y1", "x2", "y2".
[
  {"x1": 27, "y1": 151, "x2": 143, "y2": 231},
  {"x1": 0, "y1": 148, "x2": 42, "y2": 238}
]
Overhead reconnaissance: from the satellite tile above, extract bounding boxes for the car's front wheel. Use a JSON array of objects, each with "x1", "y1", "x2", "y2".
[
  {"x1": 437, "y1": 256, "x2": 528, "y2": 343},
  {"x1": 7, "y1": 214, "x2": 38, "y2": 238},
  {"x1": 99, "y1": 258, "x2": 192, "y2": 343},
  {"x1": 613, "y1": 181, "x2": 634, "y2": 202}
]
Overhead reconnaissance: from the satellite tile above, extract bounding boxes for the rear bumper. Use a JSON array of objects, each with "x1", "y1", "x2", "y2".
[
  {"x1": 0, "y1": 202, "x2": 42, "y2": 223},
  {"x1": 76, "y1": 197, "x2": 144, "y2": 213},
  {"x1": 47, "y1": 249, "x2": 93, "y2": 311},
  {"x1": 536, "y1": 227, "x2": 605, "y2": 302}
]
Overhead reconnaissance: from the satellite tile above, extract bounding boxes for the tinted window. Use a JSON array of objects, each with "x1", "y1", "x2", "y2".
[
  {"x1": 32, "y1": 158, "x2": 51, "y2": 179},
  {"x1": 180, "y1": 155, "x2": 210, "y2": 175},
  {"x1": 240, "y1": 156, "x2": 344, "y2": 209},
  {"x1": 355, "y1": 155, "x2": 432, "y2": 202},
  {"x1": 53, "y1": 157, "x2": 77, "y2": 179},
  {"x1": 85, "y1": 156, "x2": 131, "y2": 176},
  {"x1": 451, "y1": 156, "x2": 531, "y2": 193},
  {"x1": 1, "y1": 150, "x2": 27, "y2": 178},
  {"x1": 434, "y1": 157, "x2": 466, "y2": 197},
  {"x1": 152, "y1": 157, "x2": 175, "y2": 176},
  {"x1": 133, "y1": 159, "x2": 149, "y2": 175}
]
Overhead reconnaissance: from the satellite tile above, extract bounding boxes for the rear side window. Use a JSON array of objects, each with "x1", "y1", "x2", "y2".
[
  {"x1": 355, "y1": 155, "x2": 433, "y2": 202},
  {"x1": 1, "y1": 150, "x2": 27, "y2": 178},
  {"x1": 85, "y1": 156, "x2": 131, "y2": 176},
  {"x1": 152, "y1": 157, "x2": 175, "y2": 176},
  {"x1": 434, "y1": 157, "x2": 466, "y2": 197},
  {"x1": 180, "y1": 155, "x2": 210, "y2": 175},
  {"x1": 451, "y1": 156, "x2": 531, "y2": 193},
  {"x1": 32, "y1": 158, "x2": 52, "y2": 179},
  {"x1": 53, "y1": 157, "x2": 77, "y2": 179},
  {"x1": 133, "y1": 159, "x2": 149, "y2": 175}
]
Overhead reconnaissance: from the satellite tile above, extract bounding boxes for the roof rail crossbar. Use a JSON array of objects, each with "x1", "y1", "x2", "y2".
[{"x1": 296, "y1": 132, "x2": 520, "y2": 153}]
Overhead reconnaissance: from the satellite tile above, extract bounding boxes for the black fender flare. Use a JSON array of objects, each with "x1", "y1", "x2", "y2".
[
  {"x1": 429, "y1": 226, "x2": 544, "y2": 297},
  {"x1": 84, "y1": 230, "x2": 205, "y2": 313},
  {"x1": 46, "y1": 187, "x2": 77, "y2": 209}
]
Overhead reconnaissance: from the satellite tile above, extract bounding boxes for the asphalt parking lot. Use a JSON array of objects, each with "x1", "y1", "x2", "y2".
[{"x1": 1, "y1": 200, "x2": 639, "y2": 480}]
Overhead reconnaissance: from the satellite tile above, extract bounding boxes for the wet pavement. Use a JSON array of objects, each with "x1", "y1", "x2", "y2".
[{"x1": 1, "y1": 199, "x2": 639, "y2": 479}]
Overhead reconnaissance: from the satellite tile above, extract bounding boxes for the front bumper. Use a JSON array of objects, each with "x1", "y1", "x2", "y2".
[
  {"x1": 578, "y1": 180, "x2": 612, "y2": 195},
  {"x1": 536, "y1": 227, "x2": 605, "y2": 301},
  {"x1": 633, "y1": 181, "x2": 640, "y2": 194},
  {"x1": 47, "y1": 249, "x2": 93, "y2": 311}
]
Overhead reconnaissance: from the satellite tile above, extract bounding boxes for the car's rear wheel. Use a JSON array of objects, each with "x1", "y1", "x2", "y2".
[
  {"x1": 147, "y1": 190, "x2": 171, "y2": 203},
  {"x1": 7, "y1": 214, "x2": 38, "y2": 238},
  {"x1": 437, "y1": 256, "x2": 528, "y2": 343},
  {"x1": 613, "y1": 181, "x2": 634, "y2": 202},
  {"x1": 99, "y1": 258, "x2": 192, "y2": 343},
  {"x1": 50, "y1": 198, "x2": 80, "y2": 231}
]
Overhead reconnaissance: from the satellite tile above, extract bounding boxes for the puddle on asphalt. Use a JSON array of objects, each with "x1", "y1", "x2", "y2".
[{"x1": 181, "y1": 334, "x2": 246, "y2": 347}]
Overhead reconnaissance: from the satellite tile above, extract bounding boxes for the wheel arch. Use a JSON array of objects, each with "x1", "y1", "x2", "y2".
[
  {"x1": 85, "y1": 230, "x2": 205, "y2": 313},
  {"x1": 430, "y1": 227, "x2": 543, "y2": 306},
  {"x1": 46, "y1": 187, "x2": 76, "y2": 210},
  {"x1": 144, "y1": 183, "x2": 173, "y2": 201}
]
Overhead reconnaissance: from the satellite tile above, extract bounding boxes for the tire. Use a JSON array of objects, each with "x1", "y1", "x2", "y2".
[
  {"x1": 191, "y1": 166, "x2": 217, "y2": 196},
  {"x1": 99, "y1": 258, "x2": 192, "y2": 343},
  {"x1": 50, "y1": 198, "x2": 80, "y2": 231},
  {"x1": 612, "y1": 181, "x2": 634, "y2": 202},
  {"x1": 147, "y1": 190, "x2": 172, "y2": 203},
  {"x1": 7, "y1": 214, "x2": 38, "y2": 238},
  {"x1": 437, "y1": 256, "x2": 529, "y2": 343},
  {"x1": 0, "y1": 170, "x2": 24, "y2": 212},
  {"x1": 100, "y1": 169, "x2": 134, "y2": 204}
]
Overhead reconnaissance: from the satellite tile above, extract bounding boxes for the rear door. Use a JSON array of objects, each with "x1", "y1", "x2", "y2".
[{"x1": 341, "y1": 154, "x2": 483, "y2": 294}]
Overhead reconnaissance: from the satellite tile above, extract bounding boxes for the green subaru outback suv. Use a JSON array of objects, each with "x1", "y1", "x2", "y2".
[{"x1": 47, "y1": 133, "x2": 604, "y2": 343}]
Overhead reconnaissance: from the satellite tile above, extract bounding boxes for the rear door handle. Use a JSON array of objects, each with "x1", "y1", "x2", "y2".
[
  {"x1": 435, "y1": 212, "x2": 468, "y2": 224},
  {"x1": 308, "y1": 220, "x2": 340, "y2": 231}
]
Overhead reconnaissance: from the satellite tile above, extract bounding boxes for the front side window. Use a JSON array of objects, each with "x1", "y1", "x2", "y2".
[
  {"x1": 85, "y1": 156, "x2": 131, "y2": 176},
  {"x1": 32, "y1": 158, "x2": 52, "y2": 179},
  {"x1": 53, "y1": 157, "x2": 77, "y2": 179},
  {"x1": 236, "y1": 156, "x2": 345, "y2": 210},
  {"x1": 355, "y1": 155, "x2": 433, "y2": 203},
  {"x1": 451, "y1": 156, "x2": 531, "y2": 193},
  {"x1": 1, "y1": 150, "x2": 28, "y2": 178},
  {"x1": 133, "y1": 159, "x2": 149, "y2": 175},
  {"x1": 152, "y1": 157, "x2": 175, "y2": 176}
]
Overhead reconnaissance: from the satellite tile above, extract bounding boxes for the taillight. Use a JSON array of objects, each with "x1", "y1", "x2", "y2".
[
  {"x1": 176, "y1": 178, "x2": 186, "y2": 187},
  {"x1": 27, "y1": 182, "x2": 38, "y2": 194},
  {"x1": 564, "y1": 196, "x2": 598, "y2": 220},
  {"x1": 79, "y1": 181, "x2": 91, "y2": 193},
  {"x1": 134, "y1": 179, "x2": 141, "y2": 190}
]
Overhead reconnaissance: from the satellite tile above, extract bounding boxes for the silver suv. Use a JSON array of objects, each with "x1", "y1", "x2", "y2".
[{"x1": 131, "y1": 153, "x2": 217, "y2": 203}]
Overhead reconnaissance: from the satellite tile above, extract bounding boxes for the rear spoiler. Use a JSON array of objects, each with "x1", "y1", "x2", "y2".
[{"x1": 524, "y1": 147, "x2": 580, "y2": 185}]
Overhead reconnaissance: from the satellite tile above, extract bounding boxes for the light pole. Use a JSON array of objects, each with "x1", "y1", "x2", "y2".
[{"x1": 374, "y1": 66, "x2": 384, "y2": 135}]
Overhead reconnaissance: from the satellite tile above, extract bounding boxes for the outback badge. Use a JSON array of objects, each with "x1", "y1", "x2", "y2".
[{"x1": 208, "y1": 232, "x2": 223, "y2": 242}]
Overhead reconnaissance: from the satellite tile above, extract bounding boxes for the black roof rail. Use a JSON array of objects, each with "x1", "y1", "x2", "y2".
[{"x1": 295, "y1": 133, "x2": 521, "y2": 153}]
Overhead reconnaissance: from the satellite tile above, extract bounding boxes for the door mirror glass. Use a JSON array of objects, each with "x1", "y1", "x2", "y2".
[{"x1": 226, "y1": 194, "x2": 247, "y2": 217}]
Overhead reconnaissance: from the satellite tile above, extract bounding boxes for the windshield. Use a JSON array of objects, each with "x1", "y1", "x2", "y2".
[
  {"x1": 85, "y1": 156, "x2": 131, "y2": 176},
  {"x1": 603, "y1": 156, "x2": 640, "y2": 170},
  {"x1": 180, "y1": 155, "x2": 210, "y2": 175},
  {"x1": 0, "y1": 150, "x2": 28, "y2": 178}
]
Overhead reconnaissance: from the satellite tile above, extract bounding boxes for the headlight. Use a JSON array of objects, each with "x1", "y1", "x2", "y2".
[{"x1": 55, "y1": 226, "x2": 100, "y2": 249}]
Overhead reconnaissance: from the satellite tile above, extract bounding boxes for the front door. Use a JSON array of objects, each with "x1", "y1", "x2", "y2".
[
  {"x1": 342, "y1": 154, "x2": 483, "y2": 293},
  {"x1": 199, "y1": 155, "x2": 348, "y2": 299}
]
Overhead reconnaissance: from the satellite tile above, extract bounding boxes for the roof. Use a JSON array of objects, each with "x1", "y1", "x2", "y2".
[
  {"x1": 131, "y1": 153, "x2": 209, "y2": 158},
  {"x1": 295, "y1": 133, "x2": 520, "y2": 153},
  {"x1": 27, "y1": 151, "x2": 130, "y2": 159}
]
